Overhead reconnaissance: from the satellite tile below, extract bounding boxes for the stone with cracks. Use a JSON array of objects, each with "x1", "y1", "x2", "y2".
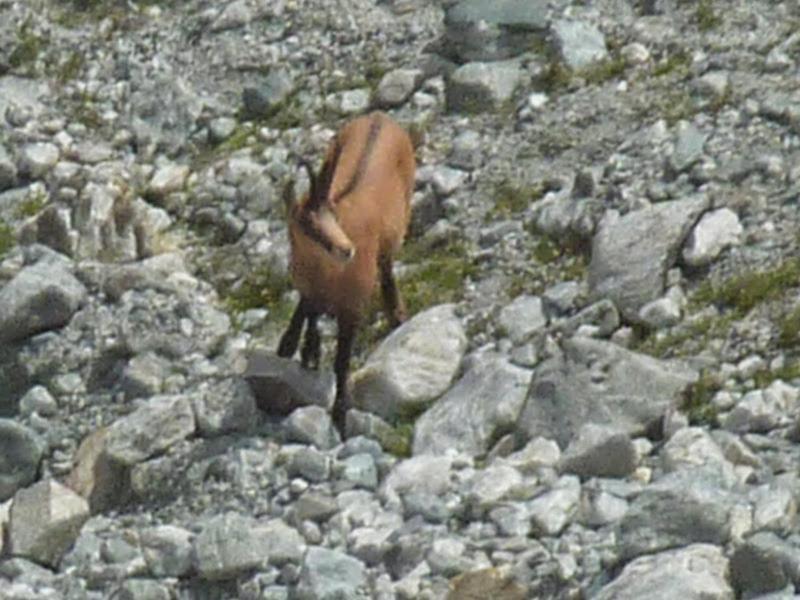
[
  {"x1": 551, "y1": 20, "x2": 609, "y2": 70},
  {"x1": 104, "y1": 395, "x2": 196, "y2": 466},
  {"x1": 8, "y1": 480, "x2": 90, "y2": 568},
  {"x1": 296, "y1": 546, "x2": 367, "y2": 600},
  {"x1": 0, "y1": 257, "x2": 87, "y2": 343},
  {"x1": 413, "y1": 354, "x2": 532, "y2": 457},
  {"x1": 516, "y1": 336, "x2": 697, "y2": 447},
  {"x1": 351, "y1": 304, "x2": 466, "y2": 421},
  {"x1": 593, "y1": 544, "x2": 734, "y2": 600},
  {"x1": 617, "y1": 467, "x2": 737, "y2": 561},
  {"x1": 588, "y1": 195, "x2": 708, "y2": 322},
  {"x1": 0, "y1": 419, "x2": 43, "y2": 502},
  {"x1": 446, "y1": 61, "x2": 523, "y2": 114},
  {"x1": 682, "y1": 208, "x2": 743, "y2": 267},
  {"x1": 442, "y1": 0, "x2": 549, "y2": 63},
  {"x1": 192, "y1": 512, "x2": 272, "y2": 581},
  {"x1": 559, "y1": 423, "x2": 637, "y2": 478}
]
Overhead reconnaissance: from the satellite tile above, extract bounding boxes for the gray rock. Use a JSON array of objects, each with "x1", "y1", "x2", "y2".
[
  {"x1": 0, "y1": 420, "x2": 43, "y2": 502},
  {"x1": 427, "y1": 537, "x2": 470, "y2": 576},
  {"x1": 286, "y1": 446, "x2": 331, "y2": 483},
  {"x1": 752, "y1": 484, "x2": 797, "y2": 533},
  {"x1": 661, "y1": 427, "x2": 731, "y2": 473},
  {"x1": 192, "y1": 513, "x2": 271, "y2": 580},
  {"x1": 260, "y1": 519, "x2": 306, "y2": 565},
  {"x1": 730, "y1": 532, "x2": 800, "y2": 596},
  {"x1": 18, "y1": 143, "x2": 59, "y2": 180},
  {"x1": 516, "y1": 336, "x2": 697, "y2": 447},
  {"x1": 551, "y1": 20, "x2": 608, "y2": 70},
  {"x1": 383, "y1": 455, "x2": 455, "y2": 499},
  {"x1": 285, "y1": 406, "x2": 340, "y2": 450},
  {"x1": 325, "y1": 88, "x2": 371, "y2": 115},
  {"x1": 242, "y1": 70, "x2": 294, "y2": 119},
  {"x1": 416, "y1": 164, "x2": 469, "y2": 197},
  {"x1": 489, "y1": 503, "x2": 531, "y2": 537},
  {"x1": 208, "y1": 117, "x2": 238, "y2": 143},
  {"x1": 682, "y1": 208, "x2": 743, "y2": 267},
  {"x1": 593, "y1": 544, "x2": 734, "y2": 600},
  {"x1": 147, "y1": 164, "x2": 189, "y2": 200},
  {"x1": 559, "y1": 423, "x2": 637, "y2": 478},
  {"x1": 669, "y1": 121, "x2": 707, "y2": 174},
  {"x1": 18, "y1": 385, "x2": 57, "y2": 417},
  {"x1": 120, "y1": 352, "x2": 169, "y2": 399},
  {"x1": 442, "y1": 0, "x2": 549, "y2": 63},
  {"x1": 638, "y1": 293, "x2": 682, "y2": 329},
  {"x1": 413, "y1": 354, "x2": 532, "y2": 457},
  {"x1": 532, "y1": 189, "x2": 602, "y2": 244},
  {"x1": 65, "y1": 427, "x2": 131, "y2": 513},
  {"x1": 296, "y1": 546, "x2": 367, "y2": 600},
  {"x1": 338, "y1": 453, "x2": 379, "y2": 490},
  {"x1": 69, "y1": 140, "x2": 113, "y2": 165},
  {"x1": 618, "y1": 467, "x2": 736, "y2": 561},
  {"x1": 542, "y1": 280, "x2": 584, "y2": 316},
  {"x1": 112, "y1": 579, "x2": 170, "y2": 600},
  {"x1": 74, "y1": 182, "x2": 137, "y2": 261},
  {"x1": 555, "y1": 298, "x2": 620, "y2": 338},
  {"x1": 294, "y1": 492, "x2": 339, "y2": 523},
  {"x1": 118, "y1": 290, "x2": 231, "y2": 359},
  {"x1": 104, "y1": 395, "x2": 196, "y2": 466},
  {"x1": 8, "y1": 480, "x2": 90, "y2": 567},
  {"x1": 0, "y1": 143, "x2": 17, "y2": 190},
  {"x1": 0, "y1": 257, "x2": 87, "y2": 343},
  {"x1": 245, "y1": 351, "x2": 335, "y2": 415},
  {"x1": 580, "y1": 488, "x2": 629, "y2": 526},
  {"x1": 192, "y1": 377, "x2": 258, "y2": 437},
  {"x1": 721, "y1": 387, "x2": 789, "y2": 434},
  {"x1": 446, "y1": 61, "x2": 523, "y2": 114},
  {"x1": 352, "y1": 304, "x2": 467, "y2": 421},
  {"x1": 23, "y1": 204, "x2": 76, "y2": 257},
  {"x1": 375, "y1": 69, "x2": 422, "y2": 108},
  {"x1": 504, "y1": 437, "x2": 561, "y2": 473},
  {"x1": 448, "y1": 130, "x2": 483, "y2": 170},
  {"x1": 139, "y1": 525, "x2": 193, "y2": 577},
  {"x1": 528, "y1": 475, "x2": 581, "y2": 536},
  {"x1": 588, "y1": 196, "x2": 708, "y2": 321},
  {"x1": 467, "y1": 464, "x2": 524, "y2": 511},
  {"x1": 497, "y1": 295, "x2": 547, "y2": 343}
]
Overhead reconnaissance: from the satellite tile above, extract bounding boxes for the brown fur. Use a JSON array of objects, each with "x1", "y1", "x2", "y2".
[{"x1": 278, "y1": 111, "x2": 416, "y2": 433}]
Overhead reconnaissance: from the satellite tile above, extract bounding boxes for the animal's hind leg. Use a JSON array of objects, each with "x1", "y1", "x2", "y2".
[
  {"x1": 277, "y1": 297, "x2": 310, "y2": 359},
  {"x1": 332, "y1": 316, "x2": 357, "y2": 435},
  {"x1": 379, "y1": 252, "x2": 406, "y2": 328},
  {"x1": 301, "y1": 311, "x2": 321, "y2": 370}
]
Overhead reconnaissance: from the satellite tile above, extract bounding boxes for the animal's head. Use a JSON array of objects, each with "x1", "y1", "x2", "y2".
[{"x1": 284, "y1": 158, "x2": 355, "y2": 263}]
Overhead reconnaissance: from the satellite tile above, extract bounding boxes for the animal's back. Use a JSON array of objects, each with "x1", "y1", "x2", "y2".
[{"x1": 289, "y1": 112, "x2": 415, "y2": 319}]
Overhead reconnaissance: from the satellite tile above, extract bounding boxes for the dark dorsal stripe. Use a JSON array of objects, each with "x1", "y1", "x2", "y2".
[{"x1": 331, "y1": 113, "x2": 383, "y2": 204}]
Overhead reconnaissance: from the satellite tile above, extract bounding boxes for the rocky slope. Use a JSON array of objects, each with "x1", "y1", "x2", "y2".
[{"x1": 1, "y1": 0, "x2": 800, "y2": 598}]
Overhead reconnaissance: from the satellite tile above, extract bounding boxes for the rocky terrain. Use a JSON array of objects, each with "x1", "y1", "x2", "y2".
[{"x1": 1, "y1": 0, "x2": 800, "y2": 598}]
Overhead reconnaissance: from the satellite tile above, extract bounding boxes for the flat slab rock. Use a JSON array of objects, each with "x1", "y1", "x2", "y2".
[
  {"x1": 588, "y1": 196, "x2": 708, "y2": 322},
  {"x1": 515, "y1": 336, "x2": 697, "y2": 447},
  {"x1": 244, "y1": 350, "x2": 335, "y2": 415}
]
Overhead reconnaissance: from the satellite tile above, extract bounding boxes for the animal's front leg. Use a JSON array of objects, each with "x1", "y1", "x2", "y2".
[
  {"x1": 378, "y1": 252, "x2": 406, "y2": 328},
  {"x1": 301, "y1": 311, "x2": 321, "y2": 370},
  {"x1": 332, "y1": 316, "x2": 357, "y2": 435},
  {"x1": 277, "y1": 297, "x2": 310, "y2": 359}
]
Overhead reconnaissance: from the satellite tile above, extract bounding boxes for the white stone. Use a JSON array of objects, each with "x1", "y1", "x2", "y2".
[
  {"x1": 682, "y1": 208, "x2": 743, "y2": 267},
  {"x1": 352, "y1": 304, "x2": 467, "y2": 420}
]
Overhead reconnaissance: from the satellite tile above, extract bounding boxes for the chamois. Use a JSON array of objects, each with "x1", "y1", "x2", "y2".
[{"x1": 278, "y1": 111, "x2": 416, "y2": 433}]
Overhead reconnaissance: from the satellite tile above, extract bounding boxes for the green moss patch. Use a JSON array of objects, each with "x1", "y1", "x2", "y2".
[
  {"x1": 692, "y1": 258, "x2": 800, "y2": 316},
  {"x1": 489, "y1": 181, "x2": 546, "y2": 219},
  {"x1": 0, "y1": 219, "x2": 15, "y2": 258},
  {"x1": 399, "y1": 237, "x2": 476, "y2": 317},
  {"x1": 680, "y1": 371, "x2": 721, "y2": 426}
]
